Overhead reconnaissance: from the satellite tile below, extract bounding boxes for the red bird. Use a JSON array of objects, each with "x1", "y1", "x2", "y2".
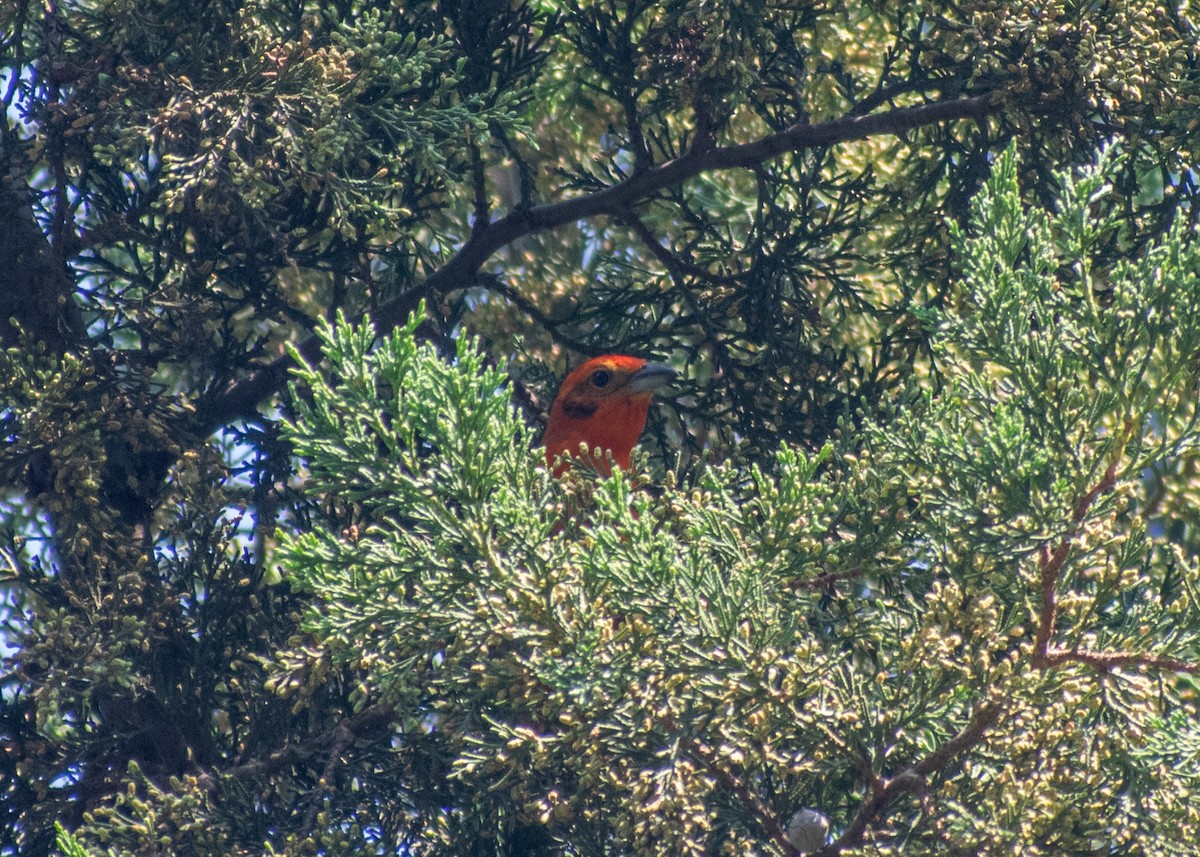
[{"x1": 542, "y1": 354, "x2": 676, "y2": 476}]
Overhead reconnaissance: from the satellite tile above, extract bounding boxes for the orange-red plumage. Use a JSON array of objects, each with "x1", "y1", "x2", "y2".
[{"x1": 542, "y1": 354, "x2": 676, "y2": 476}]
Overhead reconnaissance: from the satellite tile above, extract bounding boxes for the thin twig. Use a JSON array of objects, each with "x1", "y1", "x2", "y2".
[
  {"x1": 614, "y1": 207, "x2": 741, "y2": 287},
  {"x1": 469, "y1": 134, "x2": 491, "y2": 237},
  {"x1": 687, "y1": 739, "x2": 795, "y2": 854},
  {"x1": 790, "y1": 567, "x2": 864, "y2": 591},
  {"x1": 302, "y1": 712, "x2": 364, "y2": 833}
]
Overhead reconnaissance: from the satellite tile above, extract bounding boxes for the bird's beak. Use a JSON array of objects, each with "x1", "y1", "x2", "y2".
[{"x1": 627, "y1": 362, "x2": 677, "y2": 394}]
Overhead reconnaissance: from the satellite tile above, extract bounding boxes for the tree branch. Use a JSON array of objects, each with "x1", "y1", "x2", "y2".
[
  {"x1": 814, "y1": 700, "x2": 1004, "y2": 857},
  {"x1": 0, "y1": 167, "x2": 86, "y2": 353},
  {"x1": 614, "y1": 207, "x2": 741, "y2": 287},
  {"x1": 198, "y1": 93, "x2": 998, "y2": 433},
  {"x1": 684, "y1": 694, "x2": 1002, "y2": 856},
  {"x1": 198, "y1": 703, "x2": 397, "y2": 792},
  {"x1": 302, "y1": 708, "x2": 365, "y2": 834},
  {"x1": 1032, "y1": 439, "x2": 1200, "y2": 675},
  {"x1": 790, "y1": 567, "x2": 864, "y2": 592},
  {"x1": 686, "y1": 738, "x2": 794, "y2": 854}
]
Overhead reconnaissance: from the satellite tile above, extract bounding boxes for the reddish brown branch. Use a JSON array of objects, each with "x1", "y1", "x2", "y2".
[
  {"x1": 1035, "y1": 647, "x2": 1200, "y2": 675},
  {"x1": 688, "y1": 698, "x2": 1002, "y2": 856},
  {"x1": 1031, "y1": 538, "x2": 1070, "y2": 670},
  {"x1": 910, "y1": 702, "x2": 1004, "y2": 779},
  {"x1": 687, "y1": 739, "x2": 794, "y2": 854},
  {"x1": 814, "y1": 701, "x2": 1004, "y2": 857},
  {"x1": 1031, "y1": 457, "x2": 1119, "y2": 670},
  {"x1": 1069, "y1": 461, "x2": 1118, "y2": 525},
  {"x1": 199, "y1": 93, "x2": 999, "y2": 433},
  {"x1": 1032, "y1": 452, "x2": 1199, "y2": 675}
]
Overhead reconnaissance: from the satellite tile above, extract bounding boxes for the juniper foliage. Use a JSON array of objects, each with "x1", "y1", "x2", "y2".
[
  {"x1": 278, "y1": 149, "x2": 1200, "y2": 856},
  {"x1": 2, "y1": 0, "x2": 1199, "y2": 854}
]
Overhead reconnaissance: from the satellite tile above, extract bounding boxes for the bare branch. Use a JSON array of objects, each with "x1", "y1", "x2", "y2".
[
  {"x1": 1036, "y1": 646, "x2": 1200, "y2": 675},
  {"x1": 790, "y1": 567, "x2": 864, "y2": 592}
]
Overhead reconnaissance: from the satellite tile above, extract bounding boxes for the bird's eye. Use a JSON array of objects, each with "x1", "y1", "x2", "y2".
[{"x1": 591, "y1": 369, "x2": 611, "y2": 388}]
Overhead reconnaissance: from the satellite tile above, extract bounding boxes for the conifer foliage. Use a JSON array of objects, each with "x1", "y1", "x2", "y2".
[
  {"x1": 276, "y1": 150, "x2": 1200, "y2": 855},
  {"x1": 2, "y1": 0, "x2": 1199, "y2": 854}
]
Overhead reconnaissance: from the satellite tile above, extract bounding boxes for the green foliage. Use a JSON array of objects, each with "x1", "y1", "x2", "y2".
[
  {"x1": 4, "y1": 0, "x2": 1200, "y2": 854},
  {"x1": 54, "y1": 822, "x2": 89, "y2": 857},
  {"x1": 276, "y1": 150, "x2": 1200, "y2": 854},
  {"x1": 282, "y1": 310, "x2": 547, "y2": 705}
]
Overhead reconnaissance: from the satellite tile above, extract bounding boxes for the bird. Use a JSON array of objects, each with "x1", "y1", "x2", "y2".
[{"x1": 542, "y1": 354, "x2": 676, "y2": 476}]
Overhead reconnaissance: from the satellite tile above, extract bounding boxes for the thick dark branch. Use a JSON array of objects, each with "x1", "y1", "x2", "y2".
[
  {"x1": 431, "y1": 94, "x2": 997, "y2": 275},
  {"x1": 1, "y1": 13, "x2": 86, "y2": 355},
  {"x1": 199, "y1": 703, "x2": 397, "y2": 791},
  {"x1": 0, "y1": 170, "x2": 86, "y2": 352},
  {"x1": 199, "y1": 94, "x2": 998, "y2": 433}
]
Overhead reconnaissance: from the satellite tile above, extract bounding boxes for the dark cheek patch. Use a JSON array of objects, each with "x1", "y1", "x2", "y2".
[{"x1": 560, "y1": 398, "x2": 598, "y2": 420}]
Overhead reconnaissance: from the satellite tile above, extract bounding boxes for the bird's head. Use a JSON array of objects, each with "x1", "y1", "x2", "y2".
[{"x1": 542, "y1": 354, "x2": 676, "y2": 476}]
